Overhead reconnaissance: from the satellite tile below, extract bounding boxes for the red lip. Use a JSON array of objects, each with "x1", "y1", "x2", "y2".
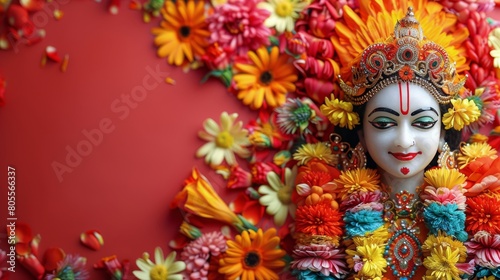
[{"x1": 389, "y1": 152, "x2": 422, "y2": 161}]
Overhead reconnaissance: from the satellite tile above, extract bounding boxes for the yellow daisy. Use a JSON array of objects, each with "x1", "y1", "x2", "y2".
[
  {"x1": 333, "y1": 0, "x2": 469, "y2": 77},
  {"x1": 293, "y1": 142, "x2": 335, "y2": 165},
  {"x1": 133, "y1": 247, "x2": 185, "y2": 280},
  {"x1": 423, "y1": 246, "x2": 461, "y2": 280},
  {"x1": 219, "y1": 228, "x2": 286, "y2": 280},
  {"x1": 335, "y1": 168, "x2": 380, "y2": 200},
  {"x1": 152, "y1": 0, "x2": 210, "y2": 66},
  {"x1": 196, "y1": 112, "x2": 251, "y2": 166},
  {"x1": 233, "y1": 46, "x2": 297, "y2": 109},
  {"x1": 423, "y1": 168, "x2": 467, "y2": 189},
  {"x1": 258, "y1": 0, "x2": 309, "y2": 33},
  {"x1": 422, "y1": 232, "x2": 467, "y2": 262},
  {"x1": 442, "y1": 99, "x2": 481, "y2": 130},
  {"x1": 457, "y1": 142, "x2": 498, "y2": 169},
  {"x1": 320, "y1": 94, "x2": 360, "y2": 130},
  {"x1": 258, "y1": 166, "x2": 297, "y2": 226}
]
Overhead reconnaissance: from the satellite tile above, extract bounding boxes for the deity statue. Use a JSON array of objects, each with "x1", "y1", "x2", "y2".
[{"x1": 291, "y1": 7, "x2": 500, "y2": 280}]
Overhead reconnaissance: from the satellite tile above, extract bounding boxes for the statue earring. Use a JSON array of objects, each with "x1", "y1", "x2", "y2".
[
  {"x1": 437, "y1": 142, "x2": 458, "y2": 169},
  {"x1": 329, "y1": 133, "x2": 367, "y2": 170}
]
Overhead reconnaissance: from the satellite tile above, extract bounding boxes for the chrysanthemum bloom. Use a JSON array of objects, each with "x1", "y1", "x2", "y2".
[
  {"x1": 293, "y1": 142, "x2": 335, "y2": 166},
  {"x1": 294, "y1": 202, "x2": 344, "y2": 237},
  {"x1": 333, "y1": 0, "x2": 468, "y2": 78},
  {"x1": 344, "y1": 209, "x2": 385, "y2": 237},
  {"x1": 181, "y1": 231, "x2": 228, "y2": 280},
  {"x1": 340, "y1": 190, "x2": 383, "y2": 211},
  {"x1": 442, "y1": 98, "x2": 481, "y2": 130},
  {"x1": 45, "y1": 255, "x2": 89, "y2": 280},
  {"x1": 422, "y1": 231, "x2": 467, "y2": 263},
  {"x1": 423, "y1": 202, "x2": 468, "y2": 241},
  {"x1": 172, "y1": 168, "x2": 244, "y2": 229},
  {"x1": 133, "y1": 248, "x2": 185, "y2": 280},
  {"x1": 233, "y1": 46, "x2": 297, "y2": 109},
  {"x1": 423, "y1": 168, "x2": 467, "y2": 189},
  {"x1": 465, "y1": 230, "x2": 500, "y2": 268},
  {"x1": 196, "y1": 112, "x2": 251, "y2": 166},
  {"x1": 466, "y1": 194, "x2": 500, "y2": 235},
  {"x1": 291, "y1": 244, "x2": 348, "y2": 277},
  {"x1": 258, "y1": 0, "x2": 308, "y2": 33},
  {"x1": 335, "y1": 168, "x2": 380, "y2": 200},
  {"x1": 462, "y1": 87, "x2": 500, "y2": 133},
  {"x1": 219, "y1": 228, "x2": 286, "y2": 280},
  {"x1": 421, "y1": 186, "x2": 467, "y2": 210},
  {"x1": 346, "y1": 241, "x2": 387, "y2": 278},
  {"x1": 457, "y1": 142, "x2": 498, "y2": 169},
  {"x1": 422, "y1": 246, "x2": 461, "y2": 280},
  {"x1": 206, "y1": 0, "x2": 271, "y2": 55},
  {"x1": 152, "y1": 0, "x2": 210, "y2": 66},
  {"x1": 258, "y1": 166, "x2": 297, "y2": 226},
  {"x1": 275, "y1": 98, "x2": 318, "y2": 135},
  {"x1": 320, "y1": 95, "x2": 360, "y2": 130}
]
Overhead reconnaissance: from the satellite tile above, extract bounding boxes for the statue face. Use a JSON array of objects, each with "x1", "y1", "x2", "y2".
[{"x1": 362, "y1": 82, "x2": 441, "y2": 178}]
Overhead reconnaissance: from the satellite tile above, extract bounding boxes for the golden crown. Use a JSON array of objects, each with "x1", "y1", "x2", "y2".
[{"x1": 339, "y1": 7, "x2": 466, "y2": 105}]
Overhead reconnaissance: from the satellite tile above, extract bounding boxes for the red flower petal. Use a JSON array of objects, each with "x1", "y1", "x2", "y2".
[
  {"x1": 43, "y1": 247, "x2": 65, "y2": 271},
  {"x1": 80, "y1": 230, "x2": 104, "y2": 250}
]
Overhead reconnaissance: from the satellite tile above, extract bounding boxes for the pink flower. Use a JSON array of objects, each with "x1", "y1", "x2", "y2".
[
  {"x1": 206, "y1": 0, "x2": 271, "y2": 55},
  {"x1": 291, "y1": 244, "x2": 348, "y2": 277},
  {"x1": 421, "y1": 186, "x2": 467, "y2": 210},
  {"x1": 340, "y1": 190, "x2": 384, "y2": 211},
  {"x1": 250, "y1": 162, "x2": 279, "y2": 185},
  {"x1": 180, "y1": 231, "x2": 227, "y2": 280},
  {"x1": 465, "y1": 231, "x2": 500, "y2": 268}
]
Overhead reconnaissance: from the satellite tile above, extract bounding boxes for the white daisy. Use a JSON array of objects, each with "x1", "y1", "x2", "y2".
[
  {"x1": 258, "y1": 166, "x2": 297, "y2": 226},
  {"x1": 196, "y1": 112, "x2": 251, "y2": 166},
  {"x1": 258, "y1": 0, "x2": 309, "y2": 33},
  {"x1": 133, "y1": 247, "x2": 185, "y2": 280}
]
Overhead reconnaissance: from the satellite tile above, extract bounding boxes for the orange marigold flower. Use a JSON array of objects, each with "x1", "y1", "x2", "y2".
[
  {"x1": 465, "y1": 194, "x2": 500, "y2": 235},
  {"x1": 398, "y1": 65, "x2": 414, "y2": 80},
  {"x1": 294, "y1": 202, "x2": 344, "y2": 237}
]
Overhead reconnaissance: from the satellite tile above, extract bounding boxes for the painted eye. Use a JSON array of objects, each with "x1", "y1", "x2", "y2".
[
  {"x1": 369, "y1": 117, "x2": 397, "y2": 129},
  {"x1": 412, "y1": 116, "x2": 437, "y2": 129}
]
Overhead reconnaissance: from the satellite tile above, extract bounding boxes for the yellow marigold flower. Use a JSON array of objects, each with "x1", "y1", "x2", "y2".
[
  {"x1": 458, "y1": 142, "x2": 498, "y2": 169},
  {"x1": 423, "y1": 246, "x2": 461, "y2": 280},
  {"x1": 151, "y1": 0, "x2": 209, "y2": 66},
  {"x1": 293, "y1": 142, "x2": 334, "y2": 165},
  {"x1": 423, "y1": 168, "x2": 467, "y2": 189},
  {"x1": 352, "y1": 226, "x2": 389, "y2": 247},
  {"x1": 335, "y1": 168, "x2": 380, "y2": 200},
  {"x1": 172, "y1": 168, "x2": 244, "y2": 229},
  {"x1": 346, "y1": 241, "x2": 386, "y2": 278},
  {"x1": 422, "y1": 232, "x2": 467, "y2": 262},
  {"x1": 320, "y1": 95, "x2": 360, "y2": 130},
  {"x1": 233, "y1": 46, "x2": 297, "y2": 109},
  {"x1": 469, "y1": 133, "x2": 489, "y2": 143},
  {"x1": 442, "y1": 99, "x2": 481, "y2": 130},
  {"x1": 219, "y1": 228, "x2": 286, "y2": 280}
]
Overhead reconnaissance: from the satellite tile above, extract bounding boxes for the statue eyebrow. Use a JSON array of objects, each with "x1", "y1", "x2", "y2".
[
  {"x1": 411, "y1": 107, "x2": 439, "y2": 116},
  {"x1": 367, "y1": 107, "x2": 400, "y2": 117}
]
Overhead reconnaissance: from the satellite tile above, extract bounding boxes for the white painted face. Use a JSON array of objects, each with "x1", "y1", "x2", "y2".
[{"x1": 362, "y1": 82, "x2": 442, "y2": 178}]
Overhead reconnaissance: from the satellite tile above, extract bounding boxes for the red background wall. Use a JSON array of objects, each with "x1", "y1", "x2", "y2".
[
  {"x1": 0, "y1": 2, "x2": 499, "y2": 279},
  {"x1": 0, "y1": 2, "x2": 255, "y2": 279}
]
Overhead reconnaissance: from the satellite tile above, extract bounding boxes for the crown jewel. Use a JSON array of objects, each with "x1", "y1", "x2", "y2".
[{"x1": 339, "y1": 7, "x2": 466, "y2": 105}]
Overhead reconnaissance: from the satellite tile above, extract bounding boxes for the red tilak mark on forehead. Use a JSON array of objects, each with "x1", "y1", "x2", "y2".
[
  {"x1": 400, "y1": 167, "x2": 410, "y2": 175},
  {"x1": 398, "y1": 82, "x2": 410, "y2": 115}
]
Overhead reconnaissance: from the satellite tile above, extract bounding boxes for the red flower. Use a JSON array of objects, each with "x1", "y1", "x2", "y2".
[
  {"x1": 295, "y1": 202, "x2": 344, "y2": 236},
  {"x1": 398, "y1": 65, "x2": 414, "y2": 81},
  {"x1": 466, "y1": 194, "x2": 500, "y2": 235}
]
